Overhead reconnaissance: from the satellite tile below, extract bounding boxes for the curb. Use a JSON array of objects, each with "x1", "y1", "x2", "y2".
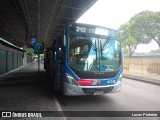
[
  {"x1": 123, "y1": 75, "x2": 160, "y2": 86},
  {"x1": 53, "y1": 95, "x2": 67, "y2": 120}
]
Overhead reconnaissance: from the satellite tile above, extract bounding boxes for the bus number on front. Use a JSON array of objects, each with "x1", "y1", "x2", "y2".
[{"x1": 76, "y1": 26, "x2": 86, "y2": 33}]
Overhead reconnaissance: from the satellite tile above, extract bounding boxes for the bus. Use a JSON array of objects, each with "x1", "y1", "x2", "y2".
[{"x1": 45, "y1": 23, "x2": 123, "y2": 95}]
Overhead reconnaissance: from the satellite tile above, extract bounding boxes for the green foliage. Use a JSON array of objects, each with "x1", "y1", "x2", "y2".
[
  {"x1": 27, "y1": 48, "x2": 34, "y2": 55},
  {"x1": 119, "y1": 23, "x2": 138, "y2": 57},
  {"x1": 129, "y1": 11, "x2": 160, "y2": 47},
  {"x1": 119, "y1": 10, "x2": 160, "y2": 57},
  {"x1": 150, "y1": 49, "x2": 160, "y2": 55}
]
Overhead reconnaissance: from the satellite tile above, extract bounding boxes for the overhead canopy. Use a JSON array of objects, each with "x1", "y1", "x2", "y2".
[{"x1": 0, "y1": 0, "x2": 97, "y2": 48}]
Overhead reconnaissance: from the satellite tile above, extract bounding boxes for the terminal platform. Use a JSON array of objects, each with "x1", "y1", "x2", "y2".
[{"x1": 0, "y1": 62, "x2": 64, "y2": 119}]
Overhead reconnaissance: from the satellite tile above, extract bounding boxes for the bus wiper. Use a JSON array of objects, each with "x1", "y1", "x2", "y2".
[
  {"x1": 100, "y1": 40, "x2": 103, "y2": 58},
  {"x1": 95, "y1": 40, "x2": 98, "y2": 67},
  {"x1": 101, "y1": 38, "x2": 110, "y2": 50},
  {"x1": 100, "y1": 38, "x2": 110, "y2": 60}
]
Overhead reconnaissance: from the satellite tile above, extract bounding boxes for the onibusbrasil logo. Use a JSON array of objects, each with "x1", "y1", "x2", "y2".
[{"x1": 1, "y1": 112, "x2": 42, "y2": 118}]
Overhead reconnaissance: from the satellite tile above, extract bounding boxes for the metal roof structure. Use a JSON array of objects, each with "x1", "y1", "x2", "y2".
[
  {"x1": 0, "y1": 37, "x2": 25, "y2": 52},
  {"x1": 0, "y1": 0, "x2": 97, "y2": 48}
]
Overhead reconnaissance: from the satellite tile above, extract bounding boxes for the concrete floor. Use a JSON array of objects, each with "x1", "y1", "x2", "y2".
[
  {"x1": 56, "y1": 78, "x2": 160, "y2": 120},
  {"x1": 0, "y1": 63, "x2": 64, "y2": 120},
  {"x1": 0, "y1": 63, "x2": 159, "y2": 120}
]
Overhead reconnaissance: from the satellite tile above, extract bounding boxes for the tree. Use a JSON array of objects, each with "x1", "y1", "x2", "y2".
[
  {"x1": 129, "y1": 11, "x2": 160, "y2": 48},
  {"x1": 150, "y1": 49, "x2": 160, "y2": 55},
  {"x1": 119, "y1": 23, "x2": 139, "y2": 57},
  {"x1": 27, "y1": 48, "x2": 34, "y2": 55},
  {"x1": 119, "y1": 10, "x2": 160, "y2": 57}
]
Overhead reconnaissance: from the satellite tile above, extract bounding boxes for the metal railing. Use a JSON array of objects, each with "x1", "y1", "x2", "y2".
[{"x1": 123, "y1": 56, "x2": 160, "y2": 81}]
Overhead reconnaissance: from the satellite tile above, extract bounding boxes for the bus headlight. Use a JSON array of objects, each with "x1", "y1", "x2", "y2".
[
  {"x1": 119, "y1": 74, "x2": 122, "y2": 81},
  {"x1": 116, "y1": 74, "x2": 122, "y2": 84},
  {"x1": 66, "y1": 73, "x2": 79, "y2": 86}
]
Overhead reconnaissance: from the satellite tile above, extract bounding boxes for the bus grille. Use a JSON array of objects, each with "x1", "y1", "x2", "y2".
[{"x1": 82, "y1": 87, "x2": 114, "y2": 95}]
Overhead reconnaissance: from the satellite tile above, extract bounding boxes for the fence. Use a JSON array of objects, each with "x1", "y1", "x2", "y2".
[{"x1": 123, "y1": 56, "x2": 160, "y2": 81}]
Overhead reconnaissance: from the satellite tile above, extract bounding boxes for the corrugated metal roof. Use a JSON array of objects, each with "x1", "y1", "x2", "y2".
[{"x1": 0, "y1": 0, "x2": 97, "y2": 48}]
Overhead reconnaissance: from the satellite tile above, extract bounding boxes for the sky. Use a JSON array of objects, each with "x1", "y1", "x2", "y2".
[{"x1": 76, "y1": 0, "x2": 160, "y2": 53}]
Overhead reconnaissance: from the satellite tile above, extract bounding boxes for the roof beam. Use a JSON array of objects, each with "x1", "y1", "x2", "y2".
[{"x1": 0, "y1": 11, "x2": 24, "y2": 45}]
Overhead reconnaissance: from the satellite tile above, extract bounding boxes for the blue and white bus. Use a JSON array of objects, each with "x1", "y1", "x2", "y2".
[{"x1": 45, "y1": 23, "x2": 123, "y2": 95}]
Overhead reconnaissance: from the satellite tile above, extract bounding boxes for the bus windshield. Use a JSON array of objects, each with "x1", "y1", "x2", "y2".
[{"x1": 68, "y1": 33, "x2": 122, "y2": 72}]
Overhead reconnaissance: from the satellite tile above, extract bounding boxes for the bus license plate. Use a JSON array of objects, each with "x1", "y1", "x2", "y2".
[{"x1": 94, "y1": 90, "x2": 104, "y2": 95}]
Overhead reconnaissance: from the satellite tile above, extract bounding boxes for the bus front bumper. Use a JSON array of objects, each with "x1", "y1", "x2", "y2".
[{"x1": 63, "y1": 80, "x2": 121, "y2": 96}]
